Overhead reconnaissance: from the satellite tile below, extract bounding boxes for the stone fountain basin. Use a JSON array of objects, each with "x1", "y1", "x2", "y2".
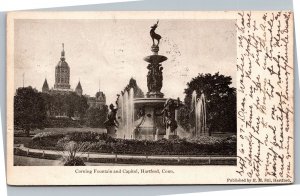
[
  {"x1": 133, "y1": 97, "x2": 167, "y2": 138},
  {"x1": 143, "y1": 54, "x2": 168, "y2": 64},
  {"x1": 133, "y1": 98, "x2": 167, "y2": 106}
]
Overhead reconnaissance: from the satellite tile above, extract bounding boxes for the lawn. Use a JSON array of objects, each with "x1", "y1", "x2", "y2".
[
  {"x1": 35, "y1": 127, "x2": 106, "y2": 134},
  {"x1": 14, "y1": 127, "x2": 106, "y2": 147},
  {"x1": 15, "y1": 127, "x2": 106, "y2": 136},
  {"x1": 14, "y1": 155, "x2": 62, "y2": 166},
  {"x1": 14, "y1": 136, "x2": 32, "y2": 146}
]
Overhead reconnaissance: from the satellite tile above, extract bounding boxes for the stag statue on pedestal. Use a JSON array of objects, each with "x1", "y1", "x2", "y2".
[{"x1": 150, "y1": 20, "x2": 161, "y2": 46}]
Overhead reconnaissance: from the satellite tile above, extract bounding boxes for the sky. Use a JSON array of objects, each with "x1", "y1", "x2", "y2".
[{"x1": 14, "y1": 19, "x2": 236, "y2": 105}]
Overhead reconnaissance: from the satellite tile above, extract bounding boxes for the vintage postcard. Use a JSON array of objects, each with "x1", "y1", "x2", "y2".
[{"x1": 6, "y1": 11, "x2": 294, "y2": 185}]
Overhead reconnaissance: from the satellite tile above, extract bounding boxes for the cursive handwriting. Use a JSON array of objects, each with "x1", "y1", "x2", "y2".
[{"x1": 236, "y1": 11, "x2": 293, "y2": 183}]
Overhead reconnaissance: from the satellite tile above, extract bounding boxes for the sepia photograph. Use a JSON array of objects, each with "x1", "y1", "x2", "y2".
[
  {"x1": 12, "y1": 17, "x2": 237, "y2": 166},
  {"x1": 6, "y1": 11, "x2": 294, "y2": 185}
]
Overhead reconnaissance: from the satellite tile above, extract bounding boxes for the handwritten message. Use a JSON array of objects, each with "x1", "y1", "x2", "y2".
[{"x1": 236, "y1": 11, "x2": 293, "y2": 183}]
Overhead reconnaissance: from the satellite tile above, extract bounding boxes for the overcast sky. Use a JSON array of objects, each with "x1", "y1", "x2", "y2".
[{"x1": 14, "y1": 19, "x2": 236, "y2": 105}]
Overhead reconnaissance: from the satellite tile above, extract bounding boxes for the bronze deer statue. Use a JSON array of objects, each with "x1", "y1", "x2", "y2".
[{"x1": 150, "y1": 20, "x2": 161, "y2": 46}]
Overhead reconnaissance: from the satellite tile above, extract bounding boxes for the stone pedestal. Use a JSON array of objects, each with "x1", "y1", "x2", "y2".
[
  {"x1": 144, "y1": 45, "x2": 167, "y2": 99},
  {"x1": 137, "y1": 106, "x2": 156, "y2": 140},
  {"x1": 106, "y1": 126, "x2": 117, "y2": 138},
  {"x1": 146, "y1": 91, "x2": 164, "y2": 98},
  {"x1": 132, "y1": 44, "x2": 184, "y2": 140},
  {"x1": 165, "y1": 127, "x2": 179, "y2": 139},
  {"x1": 132, "y1": 45, "x2": 169, "y2": 140}
]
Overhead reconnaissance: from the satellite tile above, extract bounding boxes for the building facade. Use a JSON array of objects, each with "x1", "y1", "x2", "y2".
[{"x1": 86, "y1": 91, "x2": 106, "y2": 109}]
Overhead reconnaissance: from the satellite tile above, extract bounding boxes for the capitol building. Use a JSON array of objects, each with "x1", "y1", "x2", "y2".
[{"x1": 41, "y1": 44, "x2": 106, "y2": 112}]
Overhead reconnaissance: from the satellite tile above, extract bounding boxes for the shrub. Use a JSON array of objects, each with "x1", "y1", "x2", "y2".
[
  {"x1": 29, "y1": 132, "x2": 65, "y2": 150},
  {"x1": 32, "y1": 132, "x2": 65, "y2": 141},
  {"x1": 67, "y1": 132, "x2": 109, "y2": 142},
  {"x1": 64, "y1": 157, "x2": 85, "y2": 166},
  {"x1": 85, "y1": 137, "x2": 236, "y2": 156},
  {"x1": 60, "y1": 141, "x2": 91, "y2": 166}
]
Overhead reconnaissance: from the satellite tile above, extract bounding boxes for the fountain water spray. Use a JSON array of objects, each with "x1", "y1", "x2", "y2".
[
  {"x1": 117, "y1": 94, "x2": 124, "y2": 138},
  {"x1": 117, "y1": 88, "x2": 135, "y2": 139},
  {"x1": 124, "y1": 90, "x2": 128, "y2": 138},
  {"x1": 128, "y1": 88, "x2": 134, "y2": 138},
  {"x1": 192, "y1": 91, "x2": 207, "y2": 136}
]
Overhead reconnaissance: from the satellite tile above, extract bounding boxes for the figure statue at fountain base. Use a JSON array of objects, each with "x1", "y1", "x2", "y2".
[
  {"x1": 161, "y1": 98, "x2": 183, "y2": 139},
  {"x1": 104, "y1": 104, "x2": 119, "y2": 138}
]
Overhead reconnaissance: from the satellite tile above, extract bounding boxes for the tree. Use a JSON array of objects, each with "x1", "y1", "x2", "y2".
[
  {"x1": 40, "y1": 92, "x2": 53, "y2": 116},
  {"x1": 14, "y1": 87, "x2": 47, "y2": 136},
  {"x1": 178, "y1": 72, "x2": 237, "y2": 134},
  {"x1": 65, "y1": 92, "x2": 89, "y2": 119},
  {"x1": 122, "y1": 78, "x2": 144, "y2": 98},
  {"x1": 86, "y1": 105, "x2": 109, "y2": 128},
  {"x1": 42, "y1": 92, "x2": 89, "y2": 120}
]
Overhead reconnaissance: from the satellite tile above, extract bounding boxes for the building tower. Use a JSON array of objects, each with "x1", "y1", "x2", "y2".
[
  {"x1": 75, "y1": 81, "x2": 83, "y2": 96},
  {"x1": 54, "y1": 43, "x2": 71, "y2": 90},
  {"x1": 42, "y1": 78, "x2": 49, "y2": 93},
  {"x1": 95, "y1": 91, "x2": 106, "y2": 106}
]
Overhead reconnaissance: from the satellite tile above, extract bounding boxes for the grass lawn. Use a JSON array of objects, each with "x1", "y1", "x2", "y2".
[
  {"x1": 14, "y1": 136, "x2": 32, "y2": 146},
  {"x1": 14, "y1": 127, "x2": 106, "y2": 147},
  {"x1": 36, "y1": 127, "x2": 106, "y2": 134},
  {"x1": 15, "y1": 127, "x2": 106, "y2": 136},
  {"x1": 14, "y1": 155, "x2": 62, "y2": 166}
]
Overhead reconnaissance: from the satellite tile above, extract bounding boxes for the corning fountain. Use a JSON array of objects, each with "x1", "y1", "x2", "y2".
[
  {"x1": 114, "y1": 20, "x2": 183, "y2": 140},
  {"x1": 106, "y1": 21, "x2": 209, "y2": 140}
]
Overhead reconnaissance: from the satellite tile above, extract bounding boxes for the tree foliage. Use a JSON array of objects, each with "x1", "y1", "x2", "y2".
[
  {"x1": 122, "y1": 78, "x2": 144, "y2": 98},
  {"x1": 14, "y1": 87, "x2": 47, "y2": 136},
  {"x1": 85, "y1": 105, "x2": 109, "y2": 128},
  {"x1": 41, "y1": 92, "x2": 89, "y2": 119},
  {"x1": 178, "y1": 72, "x2": 236, "y2": 133}
]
